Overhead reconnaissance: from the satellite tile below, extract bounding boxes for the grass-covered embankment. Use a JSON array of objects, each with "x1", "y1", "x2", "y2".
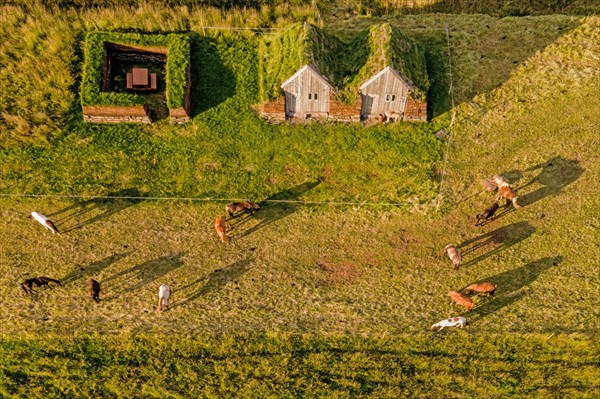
[{"x1": 1, "y1": 334, "x2": 598, "y2": 398}]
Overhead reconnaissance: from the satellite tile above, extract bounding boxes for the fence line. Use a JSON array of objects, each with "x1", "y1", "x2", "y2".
[
  {"x1": 435, "y1": 24, "x2": 457, "y2": 213},
  {"x1": 0, "y1": 193, "x2": 414, "y2": 207}
]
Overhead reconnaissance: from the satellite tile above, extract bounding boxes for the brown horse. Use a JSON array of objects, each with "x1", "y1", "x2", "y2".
[
  {"x1": 215, "y1": 216, "x2": 227, "y2": 243},
  {"x1": 225, "y1": 201, "x2": 260, "y2": 218},
  {"x1": 462, "y1": 282, "x2": 497, "y2": 296},
  {"x1": 448, "y1": 290, "x2": 475, "y2": 311},
  {"x1": 493, "y1": 175, "x2": 520, "y2": 208}
]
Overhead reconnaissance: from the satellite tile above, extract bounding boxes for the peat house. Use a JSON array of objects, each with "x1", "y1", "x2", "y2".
[
  {"x1": 260, "y1": 23, "x2": 428, "y2": 123},
  {"x1": 81, "y1": 32, "x2": 191, "y2": 124}
]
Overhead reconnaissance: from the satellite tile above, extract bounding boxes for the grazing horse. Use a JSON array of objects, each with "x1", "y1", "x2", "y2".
[
  {"x1": 21, "y1": 276, "x2": 62, "y2": 294},
  {"x1": 475, "y1": 203, "x2": 500, "y2": 226},
  {"x1": 444, "y1": 244, "x2": 462, "y2": 270},
  {"x1": 493, "y1": 175, "x2": 521, "y2": 208},
  {"x1": 448, "y1": 290, "x2": 475, "y2": 311},
  {"x1": 157, "y1": 284, "x2": 170, "y2": 311},
  {"x1": 462, "y1": 282, "x2": 497, "y2": 296},
  {"x1": 431, "y1": 316, "x2": 466, "y2": 331},
  {"x1": 215, "y1": 216, "x2": 227, "y2": 243},
  {"x1": 31, "y1": 212, "x2": 60, "y2": 234},
  {"x1": 225, "y1": 201, "x2": 260, "y2": 218},
  {"x1": 88, "y1": 279, "x2": 101, "y2": 302}
]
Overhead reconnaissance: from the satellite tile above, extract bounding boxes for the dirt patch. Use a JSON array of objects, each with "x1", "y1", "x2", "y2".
[{"x1": 316, "y1": 260, "x2": 359, "y2": 284}]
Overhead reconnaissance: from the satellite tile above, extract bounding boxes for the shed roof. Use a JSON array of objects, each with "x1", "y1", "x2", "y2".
[
  {"x1": 281, "y1": 64, "x2": 332, "y2": 89},
  {"x1": 359, "y1": 66, "x2": 414, "y2": 91}
]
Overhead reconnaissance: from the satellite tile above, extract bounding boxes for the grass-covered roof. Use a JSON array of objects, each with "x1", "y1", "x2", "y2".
[
  {"x1": 260, "y1": 22, "x2": 429, "y2": 104},
  {"x1": 259, "y1": 22, "x2": 331, "y2": 101}
]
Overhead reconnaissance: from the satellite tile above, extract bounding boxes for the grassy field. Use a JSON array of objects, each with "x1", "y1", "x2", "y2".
[
  {"x1": 0, "y1": 3, "x2": 599, "y2": 397},
  {"x1": 1, "y1": 334, "x2": 598, "y2": 398}
]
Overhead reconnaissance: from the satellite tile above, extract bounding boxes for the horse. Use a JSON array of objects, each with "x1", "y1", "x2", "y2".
[
  {"x1": 89, "y1": 279, "x2": 101, "y2": 302},
  {"x1": 21, "y1": 276, "x2": 62, "y2": 294},
  {"x1": 31, "y1": 212, "x2": 60, "y2": 234},
  {"x1": 462, "y1": 282, "x2": 497, "y2": 296},
  {"x1": 157, "y1": 284, "x2": 170, "y2": 311},
  {"x1": 448, "y1": 290, "x2": 475, "y2": 311},
  {"x1": 225, "y1": 201, "x2": 260, "y2": 218},
  {"x1": 475, "y1": 203, "x2": 500, "y2": 226},
  {"x1": 215, "y1": 216, "x2": 227, "y2": 243},
  {"x1": 444, "y1": 244, "x2": 462, "y2": 270},
  {"x1": 493, "y1": 175, "x2": 521, "y2": 208},
  {"x1": 431, "y1": 316, "x2": 467, "y2": 331}
]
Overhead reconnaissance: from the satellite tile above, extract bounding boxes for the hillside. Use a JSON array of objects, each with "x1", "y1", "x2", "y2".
[{"x1": 0, "y1": 4, "x2": 599, "y2": 397}]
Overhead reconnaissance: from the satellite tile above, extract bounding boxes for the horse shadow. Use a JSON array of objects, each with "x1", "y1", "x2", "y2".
[
  {"x1": 49, "y1": 188, "x2": 146, "y2": 233},
  {"x1": 61, "y1": 252, "x2": 131, "y2": 285},
  {"x1": 173, "y1": 258, "x2": 252, "y2": 308},
  {"x1": 516, "y1": 157, "x2": 584, "y2": 207},
  {"x1": 231, "y1": 179, "x2": 322, "y2": 239},
  {"x1": 469, "y1": 256, "x2": 564, "y2": 322},
  {"x1": 458, "y1": 221, "x2": 535, "y2": 268},
  {"x1": 102, "y1": 252, "x2": 186, "y2": 295}
]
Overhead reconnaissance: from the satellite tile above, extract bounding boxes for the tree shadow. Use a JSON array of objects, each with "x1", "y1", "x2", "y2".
[
  {"x1": 61, "y1": 252, "x2": 131, "y2": 285},
  {"x1": 232, "y1": 179, "x2": 322, "y2": 240},
  {"x1": 457, "y1": 221, "x2": 535, "y2": 268},
  {"x1": 173, "y1": 258, "x2": 252, "y2": 308},
  {"x1": 102, "y1": 252, "x2": 186, "y2": 295},
  {"x1": 189, "y1": 33, "x2": 236, "y2": 117},
  {"x1": 516, "y1": 157, "x2": 584, "y2": 207},
  {"x1": 49, "y1": 188, "x2": 146, "y2": 233},
  {"x1": 469, "y1": 256, "x2": 564, "y2": 322}
]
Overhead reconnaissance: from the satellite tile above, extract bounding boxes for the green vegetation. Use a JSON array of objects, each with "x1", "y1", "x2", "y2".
[
  {"x1": 1, "y1": 334, "x2": 598, "y2": 398},
  {"x1": 81, "y1": 31, "x2": 190, "y2": 109}
]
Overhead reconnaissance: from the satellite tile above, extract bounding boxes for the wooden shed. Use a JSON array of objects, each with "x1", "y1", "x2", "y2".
[
  {"x1": 281, "y1": 64, "x2": 331, "y2": 119},
  {"x1": 359, "y1": 66, "x2": 413, "y2": 119}
]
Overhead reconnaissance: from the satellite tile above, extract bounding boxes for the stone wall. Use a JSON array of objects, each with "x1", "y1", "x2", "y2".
[
  {"x1": 83, "y1": 105, "x2": 151, "y2": 124},
  {"x1": 169, "y1": 108, "x2": 190, "y2": 124},
  {"x1": 328, "y1": 95, "x2": 362, "y2": 122},
  {"x1": 403, "y1": 96, "x2": 427, "y2": 121}
]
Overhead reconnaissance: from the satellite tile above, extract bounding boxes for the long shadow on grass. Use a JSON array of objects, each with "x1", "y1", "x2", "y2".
[
  {"x1": 173, "y1": 258, "x2": 252, "y2": 308},
  {"x1": 49, "y1": 188, "x2": 146, "y2": 233},
  {"x1": 189, "y1": 33, "x2": 236, "y2": 117},
  {"x1": 457, "y1": 221, "x2": 535, "y2": 269},
  {"x1": 469, "y1": 256, "x2": 563, "y2": 322},
  {"x1": 231, "y1": 180, "x2": 322, "y2": 240},
  {"x1": 514, "y1": 157, "x2": 584, "y2": 208},
  {"x1": 61, "y1": 252, "x2": 131, "y2": 285},
  {"x1": 101, "y1": 252, "x2": 186, "y2": 295}
]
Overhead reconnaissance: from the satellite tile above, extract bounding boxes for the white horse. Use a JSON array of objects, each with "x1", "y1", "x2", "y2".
[
  {"x1": 157, "y1": 284, "x2": 170, "y2": 311},
  {"x1": 31, "y1": 212, "x2": 59, "y2": 234},
  {"x1": 431, "y1": 317, "x2": 466, "y2": 331}
]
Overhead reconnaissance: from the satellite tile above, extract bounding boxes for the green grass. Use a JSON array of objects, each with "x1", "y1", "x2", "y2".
[{"x1": 1, "y1": 334, "x2": 598, "y2": 398}]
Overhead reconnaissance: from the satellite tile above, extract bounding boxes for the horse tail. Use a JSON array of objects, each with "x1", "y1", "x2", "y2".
[{"x1": 512, "y1": 197, "x2": 521, "y2": 208}]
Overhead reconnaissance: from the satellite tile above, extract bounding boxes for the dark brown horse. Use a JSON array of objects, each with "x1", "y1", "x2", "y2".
[
  {"x1": 89, "y1": 278, "x2": 101, "y2": 302},
  {"x1": 21, "y1": 276, "x2": 62, "y2": 294}
]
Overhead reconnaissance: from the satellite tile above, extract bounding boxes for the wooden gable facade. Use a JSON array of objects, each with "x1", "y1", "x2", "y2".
[
  {"x1": 359, "y1": 66, "x2": 426, "y2": 121},
  {"x1": 281, "y1": 65, "x2": 331, "y2": 118}
]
